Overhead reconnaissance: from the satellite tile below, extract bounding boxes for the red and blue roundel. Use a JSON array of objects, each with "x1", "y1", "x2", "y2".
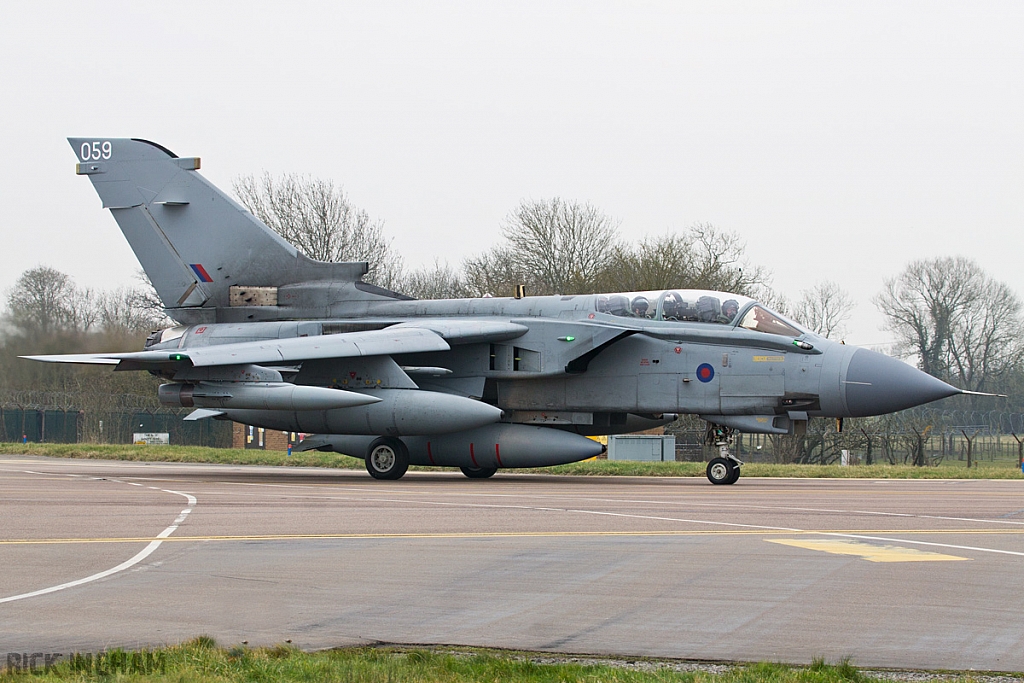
[{"x1": 696, "y1": 363, "x2": 715, "y2": 383}]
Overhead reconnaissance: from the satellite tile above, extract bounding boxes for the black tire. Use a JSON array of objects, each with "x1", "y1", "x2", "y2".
[
  {"x1": 365, "y1": 437, "x2": 409, "y2": 480},
  {"x1": 706, "y1": 457, "x2": 737, "y2": 485},
  {"x1": 460, "y1": 466, "x2": 497, "y2": 479}
]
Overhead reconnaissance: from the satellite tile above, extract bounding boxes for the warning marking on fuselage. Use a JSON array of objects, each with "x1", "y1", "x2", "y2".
[{"x1": 766, "y1": 538, "x2": 969, "y2": 562}]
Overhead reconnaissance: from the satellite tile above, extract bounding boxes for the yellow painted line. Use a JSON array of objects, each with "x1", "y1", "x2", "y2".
[
  {"x1": 2, "y1": 528, "x2": 1024, "y2": 546},
  {"x1": 0, "y1": 530, "x2": 798, "y2": 545},
  {"x1": 766, "y1": 538, "x2": 970, "y2": 562}
]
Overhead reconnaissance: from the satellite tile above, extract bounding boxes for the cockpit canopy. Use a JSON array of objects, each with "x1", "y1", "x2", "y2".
[{"x1": 594, "y1": 289, "x2": 805, "y2": 337}]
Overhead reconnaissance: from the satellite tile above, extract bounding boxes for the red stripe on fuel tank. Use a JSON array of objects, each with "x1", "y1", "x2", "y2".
[
  {"x1": 495, "y1": 443, "x2": 503, "y2": 467},
  {"x1": 426, "y1": 441, "x2": 436, "y2": 465},
  {"x1": 469, "y1": 443, "x2": 478, "y2": 467}
]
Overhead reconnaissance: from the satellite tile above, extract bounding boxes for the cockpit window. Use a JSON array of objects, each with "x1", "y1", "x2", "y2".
[
  {"x1": 738, "y1": 306, "x2": 802, "y2": 337},
  {"x1": 596, "y1": 289, "x2": 750, "y2": 324},
  {"x1": 596, "y1": 294, "x2": 630, "y2": 316},
  {"x1": 661, "y1": 292, "x2": 741, "y2": 324}
]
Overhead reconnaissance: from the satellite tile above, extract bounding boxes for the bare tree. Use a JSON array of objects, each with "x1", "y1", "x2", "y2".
[
  {"x1": 95, "y1": 286, "x2": 171, "y2": 334},
  {"x1": 946, "y1": 277, "x2": 1022, "y2": 394},
  {"x1": 599, "y1": 233, "x2": 696, "y2": 292},
  {"x1": 233, "y1": 173, "x2": 403, "y2": 289},
  {"x1": 792, "y1": 280, "x2": 855, "y2": 338},
  {"x1": 875, "y1": 257, "x2": 1023, "y2": 397},
  {"x1": 401, "y1": 260, "x2": 470, "y2": 300},
  {"x1": 752, "y1": 286, "x2": 792, "y2": 317},
  {"x1": 599, "y1": 224, "x2": 770, "y2": 295},
  {"x1": 130, "y1": 270, "x2": 176, "y2": 328},
  {"x1": 499, "y1": 198, "x2": 619, "y2": 295},
  {"x1": 462, "y1": 247, "x2": 535, "y2": 298},
  {"x1": 4, "y1": 266, "x2": 96, "y2": 336},
  {"x1": 0, "y1": 267, "x2": 164, "y2": 402},
  {"x1": 686, "y1": 223, "x2": 770, "y2": 295},
  {"x1": 875, "y1": 257, "x2": 980, "y2": 378}
]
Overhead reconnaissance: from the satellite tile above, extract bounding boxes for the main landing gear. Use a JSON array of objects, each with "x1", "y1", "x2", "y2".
[
  {"x1": 460, "y1": 466, "x2": 497, "y2": 479},
  {"x1": 365, "y1": 437, "x2": 410, "y2": 480},
  {"x1": 705, "y1": 424, "x2": 743, "y2": 485}
]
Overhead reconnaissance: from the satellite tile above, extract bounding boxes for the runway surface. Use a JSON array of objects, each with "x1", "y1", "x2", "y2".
[{"x1": 2, "y1": 455, "x2": 1023, "y2": 671}]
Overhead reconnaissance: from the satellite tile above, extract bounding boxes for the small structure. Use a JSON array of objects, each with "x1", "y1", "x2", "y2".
[
  {"x1": 607, "y1": 435, "x2": 676, "y2": 462},
  {"x1": 232, "y1": 423, "x2": 301, "y2": 451},
  {"x1": 133, "y1": 432, "x2": 170, "y2": 445}
]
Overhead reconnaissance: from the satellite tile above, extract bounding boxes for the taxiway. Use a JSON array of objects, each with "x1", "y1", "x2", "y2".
[{"x1": 2, "y1": 455, "x2": 1023, "y2": 671}]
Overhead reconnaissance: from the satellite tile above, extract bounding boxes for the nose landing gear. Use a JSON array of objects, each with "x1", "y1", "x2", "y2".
[{"x1": 705, "y1": 424, "x2": 743, "y2": 485}]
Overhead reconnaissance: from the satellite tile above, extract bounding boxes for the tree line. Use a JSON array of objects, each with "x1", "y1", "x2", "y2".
[
  {"x1": 233, "y1": 173, "x2": 775, "y2": 300},
  {"x1": 234, "y1": 174, "x2": 848, "y2": 330}
]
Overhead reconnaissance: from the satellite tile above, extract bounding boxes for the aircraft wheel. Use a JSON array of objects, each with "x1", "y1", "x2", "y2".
[
  {"x1": 460, "y1": 466, "x2": 497, "y2": 479},
  {"x1": 706, "y1": 457, "x2": 737, "y2": 485},
  {"x1": 365, "y1": 437, "x2": 409, "y2": 480}
]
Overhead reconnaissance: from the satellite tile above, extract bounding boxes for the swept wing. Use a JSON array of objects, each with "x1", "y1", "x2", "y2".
[{"x1": 22, "y1": 326, "x2": 451, "y2": 371}]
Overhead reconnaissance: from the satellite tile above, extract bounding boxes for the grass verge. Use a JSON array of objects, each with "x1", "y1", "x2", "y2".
[
  {"x1": 0, "y1": 639, "x2": 999, "y2": 683},
  {"x1": 1, "y1": 442, "x2": 1021, "y2": 479}
]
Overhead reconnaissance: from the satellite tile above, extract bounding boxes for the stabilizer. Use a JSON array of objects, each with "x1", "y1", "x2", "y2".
[{"x1": 69, "y1": 138, "x2": 371, "y2": 317}]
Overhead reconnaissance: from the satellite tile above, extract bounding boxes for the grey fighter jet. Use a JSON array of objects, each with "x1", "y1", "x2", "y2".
[{"x1": 27, "y1": 138, "x2": 974, "y2": 483}]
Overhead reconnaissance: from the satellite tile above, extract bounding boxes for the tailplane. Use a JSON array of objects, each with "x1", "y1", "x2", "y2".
[{"x1": 69, "y1": 138, "x2": 377, "y2": 321}]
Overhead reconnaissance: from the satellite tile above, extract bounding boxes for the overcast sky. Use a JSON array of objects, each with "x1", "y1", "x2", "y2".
[{"x1": 2, "y1": 1, "x2": 1021, "y2": 346}]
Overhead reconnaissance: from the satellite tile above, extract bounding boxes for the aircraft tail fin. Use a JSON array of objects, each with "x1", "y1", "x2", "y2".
[{"x1": 68, "y1": 138, "x2": 370, "y2": 314}]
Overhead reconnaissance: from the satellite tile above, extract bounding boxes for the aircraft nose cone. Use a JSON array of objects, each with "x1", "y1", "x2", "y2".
[{"x1": 844, "y1": 348, "x2": 960, "y2": 417}]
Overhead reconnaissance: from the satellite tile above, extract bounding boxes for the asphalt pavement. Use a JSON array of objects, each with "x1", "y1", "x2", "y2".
[{"x1": 2, "y1": 455, "x2": 1023, "y2": 672}]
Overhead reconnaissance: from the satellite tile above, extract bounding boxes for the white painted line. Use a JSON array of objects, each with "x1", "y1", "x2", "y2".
[
  {"x1": 305, "y1": 494, "x2": 1023, "y2": 560},
  {"x1": 489, "y1": 493, "x2": 1024, "y2": 528},
  {"x1": 825, "y1": 533, "x2": 1024, "y2": 558},
  {"x1": 0, "y1": 478, "x2": 196, "y2": 604}
]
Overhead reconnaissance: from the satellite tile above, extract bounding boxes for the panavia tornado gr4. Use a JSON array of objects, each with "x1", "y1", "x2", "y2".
[{"x1": 26, "y1": 138, "x2": 974, "y2": 483}]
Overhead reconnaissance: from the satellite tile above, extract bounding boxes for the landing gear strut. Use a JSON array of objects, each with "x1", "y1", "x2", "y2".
[{"x1": 705, "y1": 424, "x2": 743, "y2": 485}]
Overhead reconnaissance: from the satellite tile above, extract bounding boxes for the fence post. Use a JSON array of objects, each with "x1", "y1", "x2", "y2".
[
  {"x1": 961, "y1": 430, "x2": 974, "y2": 469},
  {"x1": 911, "y1": 428, "x2": 924, "y2": 467},
  {"x1": 1012, "y1": 433, "x2": 1023, "y2": 471}
]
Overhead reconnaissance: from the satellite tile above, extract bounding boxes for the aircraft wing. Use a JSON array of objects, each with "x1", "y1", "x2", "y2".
[
  {"x1": 22, "y1": 326, "x2": 451, "y2": 371},
  {"x1": 389, "y1": 319, "x2": 529, "y2": 344}
]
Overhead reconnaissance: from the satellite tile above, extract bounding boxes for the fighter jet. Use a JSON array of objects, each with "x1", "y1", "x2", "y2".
[{"x1": 26, "y1": 138, "x2": 974, "y2": 484}]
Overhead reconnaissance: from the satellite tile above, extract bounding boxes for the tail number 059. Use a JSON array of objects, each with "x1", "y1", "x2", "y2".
[{"x1": 81, "y1": 141, "x2": 112, "y2": 161}]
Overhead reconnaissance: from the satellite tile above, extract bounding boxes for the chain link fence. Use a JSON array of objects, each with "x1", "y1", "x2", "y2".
[
  {"x1": 0, "y1": 390, "x2": 230, "y2": 448},
  {"x1": 666, "y1": 408, "x2": 1024, "y2": 466}
]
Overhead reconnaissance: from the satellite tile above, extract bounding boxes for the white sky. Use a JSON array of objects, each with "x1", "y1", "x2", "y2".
[{"x1": 1, "y1": 1, "x2": 1021, "y2": 346}]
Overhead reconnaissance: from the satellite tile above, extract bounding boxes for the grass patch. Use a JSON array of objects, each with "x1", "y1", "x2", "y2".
[
  {"x1": 539, "y1": 460, "x2": 1023, "y2": 479},
  {"x1": 0, "y1": 640, "x2": 987, "y2": 682},
  {"x1": 0, "y1": 441, "x2": 367, "y2": 469},
  {"x1": 1, "y1": 442, "x2": 1021, "y2": 479}
]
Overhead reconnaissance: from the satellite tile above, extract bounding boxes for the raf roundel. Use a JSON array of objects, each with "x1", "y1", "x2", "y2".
[{"x1": 696, "y1": 363, "x2": 715, "y2": 383}]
